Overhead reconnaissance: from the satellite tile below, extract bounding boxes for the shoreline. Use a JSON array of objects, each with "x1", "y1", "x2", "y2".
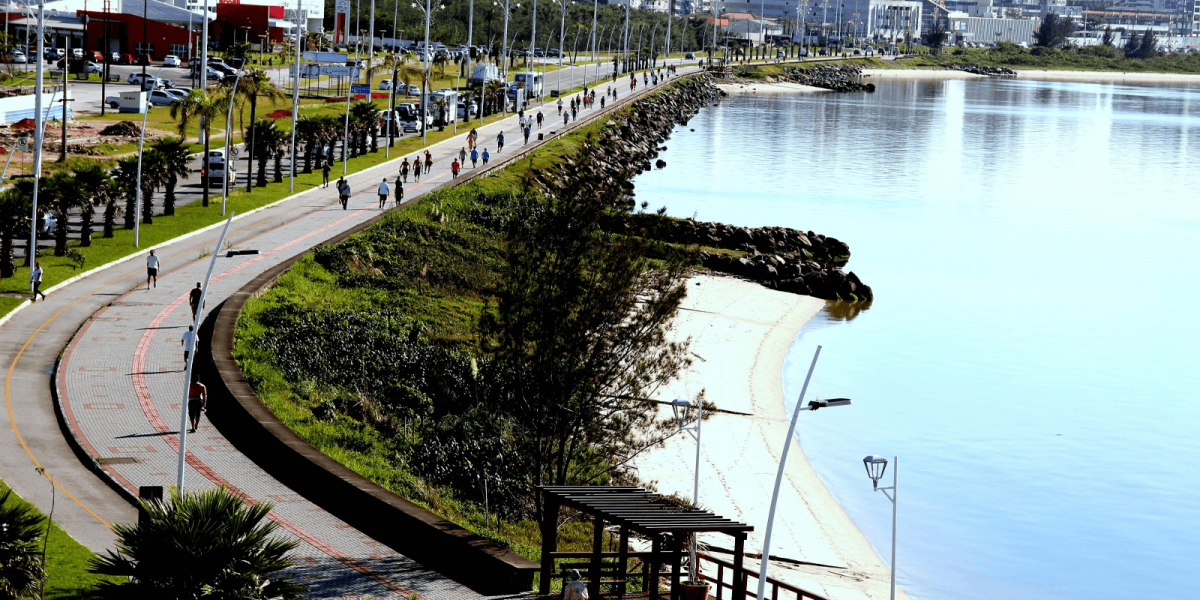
[
  {"x1": 718, "y1": 81, "x2": 830, "y2": 93},
  {"x1": 632, "y1": 274, "x2": 907, "y2": 600},
  {"x1": 865, "y1": 66, "x2": 1200, "y2": 83}
]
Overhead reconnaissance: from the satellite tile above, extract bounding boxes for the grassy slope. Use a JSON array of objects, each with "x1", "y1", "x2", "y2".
[
  {"x1": 0, "y1": 478, "x2": 123, "y2": 599},
  {"x1": 900, "y1": 46, "x2": 1200, "y2": 74},
  {"x1": 232, "y1": 88, "x2": 668, "y2": 579}
]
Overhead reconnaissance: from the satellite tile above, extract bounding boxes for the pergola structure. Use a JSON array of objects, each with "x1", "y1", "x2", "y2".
[{"x1": 539, "y1": 486, "x2": 753, "y2": 599}]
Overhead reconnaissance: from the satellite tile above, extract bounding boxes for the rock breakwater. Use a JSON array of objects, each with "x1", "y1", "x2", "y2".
[
  {"x1": 948, "y1": 64, "x2": 1017, "y2": 77},
  {"x1": 767, "y1": 64, "x2": 876, "y2": 93},
  {"x1": 531, "y1": 73, "x2": 872, "y2": 303}
]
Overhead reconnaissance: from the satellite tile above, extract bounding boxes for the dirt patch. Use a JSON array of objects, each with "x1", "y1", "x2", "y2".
[{"x1": 100, "y1": 121, "x2": 143, "y2": 136}]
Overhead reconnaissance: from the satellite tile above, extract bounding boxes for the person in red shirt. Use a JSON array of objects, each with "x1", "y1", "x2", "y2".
[
  {"x1": 451, "y1": 159, "x2": 461, "y2": 178},
  {"x1": 187, "y1": 376, "x2": 207, "y2": 433}
]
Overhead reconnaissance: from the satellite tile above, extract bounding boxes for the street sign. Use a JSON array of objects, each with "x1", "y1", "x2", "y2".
[
  {"x1": 296, "y1": 64, "x2": 359, "y2": 77},
  {"x1": 350, "y1": 84, "x2": 371, "y2": 94},
  {"x1": 335, "y1": 0, "x2": 350, "y2": 13},
  {"x1": 303, "y1": 51, "x2": 349, "y2": 63}
]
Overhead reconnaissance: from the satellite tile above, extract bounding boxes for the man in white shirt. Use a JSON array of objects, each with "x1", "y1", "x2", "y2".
[
  {"x1": 181, "y1": 325, "x2": 197, "y2": 362},
  {"x1": 378, "y1": 179, "x2": 389, "y2": 210},
  {"x1": 562, "y1": 569, "x2": 587, "y2": 600},
  {"x1": 146, "y1": 249, "x2": 161, "y2": 290},
  {"x1": 30, "y1": 261, "x2": 46, "y2": 302}
]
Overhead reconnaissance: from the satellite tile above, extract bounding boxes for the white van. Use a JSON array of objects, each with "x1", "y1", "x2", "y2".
[
  {"x1": 205, "y1": 149, "x2": 237, "y2": 187},
  {"x1": 508, "y1": 71, "x2": 543, "y2": 100}
]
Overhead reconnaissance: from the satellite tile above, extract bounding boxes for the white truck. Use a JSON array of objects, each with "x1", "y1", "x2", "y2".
[
  {"x1": 204, "y1": 149, "x2": 237, "y2": 188},
  {"x1": 469, "y1": 63, "x2": 499, "y2": 85},
  {"x1": 508, "y1": 71, "x2": 543, "y2": 101}
]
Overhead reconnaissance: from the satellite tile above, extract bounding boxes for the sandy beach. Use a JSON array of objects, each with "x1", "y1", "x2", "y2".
[
  {"x1": 863, "y1": 68, "x2": 984, "y2": 79},
  {"x1": 718, "y1": 81, "x2": 830, "y2": 93},
  {"x1": 632, "y1": 274, "x2": 906, "y2": 600}
]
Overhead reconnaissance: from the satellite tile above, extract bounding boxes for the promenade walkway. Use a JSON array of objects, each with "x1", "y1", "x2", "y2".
[{"x1": 2, "y1": 65, "x2": 696, "y2": 598}]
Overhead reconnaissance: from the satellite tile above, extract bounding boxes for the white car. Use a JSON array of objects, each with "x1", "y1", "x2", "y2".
[
  {"x1": 163, "y1": 55, "x2": 181, "y2": 67},
  {"x1": 379, "y1": 79, "x2": 393, "y2": 90},
  {"x1": 8, "y1": 52, "x2": 26, "y2": 63},
  {"x1": 148, "y1": 89, "x2": 180, "y2": 106},
  {"x1": 406, "y1": 84, "x2": 419, "y2": 95}
]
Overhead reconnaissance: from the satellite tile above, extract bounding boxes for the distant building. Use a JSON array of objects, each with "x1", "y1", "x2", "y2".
[{"x1": 963, "y1": 16, "x2": 1037, "y2": 44}]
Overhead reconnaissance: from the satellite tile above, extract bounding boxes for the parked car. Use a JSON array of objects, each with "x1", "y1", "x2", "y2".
[
  {"x1": 379, "y1": 79, "x2": 393, "y2": 90},
  {"x1": 397, "y1": 105, "x2": 432, "y2": 133},
  {"x1": 191, "y1": 65, "x2": 223, "y2": 80},
  {"x1": 148, "y1": 89, "x2": 181, "y2": 106},
  {"x1": 5, "y1": 52, "x2": 26, "y2": 63},
  {"x1": 457, "y1": 100, "x2": 478, "y2": 120},
  {"x1": 161, "y1": 88, "x2": 189, "y2": 101},
  {"x1": 88, "y1": 50, "x2": 104, "y2": 62},
  {"x1": 120, "y1": 53, "x2": 136, "y2": 64},
  {"x1": 406, "y1": 84, "x2": 420, "y2": 96},
  {"x1": 163, "y1": 54, "x2": 181, "y2": 67},
  {"x1": 128, "y1": 72, "x2": 167, "y2": 88},
  {"x1": 204, "y1": 149, "x2": 236, "y2": 187},
  {"x1": 685, "y1": 52, "x2": 695, "y2": 59},
  {"x1": 71, "y1": 48, "x2": 83, "y2": 59}
]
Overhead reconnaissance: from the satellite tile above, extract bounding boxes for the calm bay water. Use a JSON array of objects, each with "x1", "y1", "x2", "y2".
[{"x1": 632, "y1": 77, "x2": 1200, "y2": 600}]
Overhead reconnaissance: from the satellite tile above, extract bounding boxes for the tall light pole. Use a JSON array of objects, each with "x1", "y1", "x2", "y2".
[
  {"x1": 27, "y1": 2, "x2": 44, "y2": 271},
  {"x1": 289, "y1": 0, "x2": 302, "y2": 193},
  {"x1": 341, "y1": 0, "x2": 356, "y2": 174},
  {"x1": 176, "y1": 212, "x2": 258, "y2": 491},
  {"x1": 223, "y1": 70, "x2": 244, "y2": 214},
  {"x1": 756, "y1": 345, "x2": 852, "y2": 599},
  {"x1": 864, "y1": 455, "x2": 898, "y2": 600},
  {"x1": 412, "y1": 0, "x2": 443, "y2": 145},
  {"x1": 671, "y1": 399, "x2": 703, "y2": 581},
  {"x1": 589, "y1": 0, "x2": 598, "y2": 83}
]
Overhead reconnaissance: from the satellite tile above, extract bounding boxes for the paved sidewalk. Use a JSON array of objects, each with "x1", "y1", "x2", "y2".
[{"x1": 5, "y1": 65, "x2": 697, "y2": 597}]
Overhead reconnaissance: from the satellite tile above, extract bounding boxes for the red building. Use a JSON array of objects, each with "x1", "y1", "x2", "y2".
[
  {"x1": 214, "y1": 0, "x2": 284, "y2": 48},
  {"x1": 81, "y1": 10, "x2": 193, "y2": 62}
]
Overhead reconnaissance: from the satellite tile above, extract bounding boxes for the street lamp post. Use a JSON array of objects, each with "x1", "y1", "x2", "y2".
[
  {"x1": 176, "y1": 211, "x2": 258, "y2": 492},
  {"x1": 223, "y1": 70, "x2": 244, "y2": 215},
  {"x1": 289, "y1": 0, "x2": 302, "y2": 193},
  {"x1": 756, "y1": 345, "x2": 851, "y2": 599},
  {"x1": 864, "y1": 455, "x2": 898, "y2": 600},
  {"x1": 671, "y1": 399, "x2": 703, "y2": 581}
]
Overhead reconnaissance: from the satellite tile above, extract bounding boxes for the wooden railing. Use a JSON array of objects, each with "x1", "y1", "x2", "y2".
[{"x1": 697, "y1": 552, "x2": 830, "y2": 600}]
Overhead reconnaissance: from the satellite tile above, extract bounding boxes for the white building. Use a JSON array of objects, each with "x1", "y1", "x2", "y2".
[{"x1": 184, "y1": 0, "x2": 322, "y2": 33}]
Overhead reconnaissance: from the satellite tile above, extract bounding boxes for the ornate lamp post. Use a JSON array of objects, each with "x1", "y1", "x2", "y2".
[{"x1": 864, "y1": 455, "x2": 899, "y2": 600}]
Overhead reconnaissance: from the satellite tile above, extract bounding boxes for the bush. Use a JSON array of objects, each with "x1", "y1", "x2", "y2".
[
  {"x1": 0, "y1": 489, "x2": 46, "y2": 599},
  {"x1": 88, "y1": 486, "x2": 303, "y2": 600}
]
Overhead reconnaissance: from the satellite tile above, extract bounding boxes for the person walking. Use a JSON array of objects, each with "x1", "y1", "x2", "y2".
[
  {"x1": 451, "y1": 159, "x2": 461, "y2": 178},
  {"x1": 536, "y1": 111, "x2": 544, "y2": 128},
  {"x1": 188, "y1": 282, "x2": 204, "y2": 321},
  {"x1": 523, "y1": 125, "x2": 531, "y2": 144},
  {"x1": 496, "y1": 131, "x2": 505, "y2": 152},
  {"x1": 378, "y1": 178, "x2": 389, "y2": 209},
  {"x1": 29, "y1": 261, "x2": 45, "y2": 302},
  {"x1": 557, "y1": 98, "x2": 563, "y2": 114},
  {"x1": 145, "y1": 249, "x2": 161, "y2": 290},
  {"x1": 470, "y1": 147, "x2": 479, "y2": 167},
  {"x1": 570, "y1": 104, "x2": 577, "y2": 122},
  {"x1": 468, "y1": 127, "x2": 478, "y2": 150},
  {"x1": 482, "y1": 148, "x2": 490, "y2": 165},
  {"x1": 400, "y1": 158, "x2": 410, "y2": 182},
  {"x1": 394, "y1": 177, "x2": 404, "y2": 206},
  {"x1": 563, "y1": 111, "x2": 568, "y2": 126},
  {"x1": 187, "y1": 376, "x2": 207, "y2": 433},
  {"x1": 600, "y1": 96, "x2": 605, "y2": 109},
  {"x1": 423, "y1": 150, "x2": 433, "y2": 174},
  {"x1": 337, "y1": 178, "x2": 350, "y2": 209},
  {"x1": 412, "y1": 157, "x2": 422, "y2": 182},
  {"x1": 459, "y1": 147, "x2": 467, "y2": 166},
  {"x1": 181, "y1": 324, "x2": 198, "y2": 362},
  {"x1": 322, "y1": 162, "x2": 331, "y2": 187}
]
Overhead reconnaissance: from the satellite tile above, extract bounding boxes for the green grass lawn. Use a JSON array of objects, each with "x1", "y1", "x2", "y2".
[{"x1": 0, "y1": 478, "x2": 123, "y2": 599}]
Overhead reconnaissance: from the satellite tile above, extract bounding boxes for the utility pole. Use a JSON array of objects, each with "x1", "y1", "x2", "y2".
[
  {"x1": 28, "y1": 2, "x2": 44, "y2": 270},
  {"x1": 59, "y1": 35, "x2": 69, "y2": 162},
  {"x1": 289, "y1": 0, "x2": 301, "y2": 193}
]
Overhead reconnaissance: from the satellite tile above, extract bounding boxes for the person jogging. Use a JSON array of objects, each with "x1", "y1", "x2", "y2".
[
  {"x1": 378, "y1": 178, "x2": 389, "y2": 209},
  {"x1": 187, "y1": 376, "x2": 207, "y2": 433},
  {"x1": 322, "y1": 163, "x2": 331, "y2": 187},
  {"x1": 536, "y1": 111, "x2": 544, "y2": 128},
  {"x1": 496, "y1": 131, "x2": 505, "y2": 152},
  {"x1": 337, "y1": 178, "x2": 350, "y2": 209},
  {"x1": 482, "y1": 148, "x2": 490, "y2": 165},
  {"x1": 470, "y1": 147, "x2": 479, "y2": 167},
  {"x1": 451, "y1": 159, "x2": 461, "y2": 178},
  {"x1": 424, "y1": 150, "x2": 433, "y2": 174},
  {"x1": 146, "y1": 249, "x2": 160, "y2": 290},
  {"x1": 30, "y1": 261, "x2": 45, "y2": 302},
  {"x1": 400, "y1": 158, "x2": 410, "y2": 182},
  {"x1": 188, "y1": 282, "x2": 204, "y2": 321}
]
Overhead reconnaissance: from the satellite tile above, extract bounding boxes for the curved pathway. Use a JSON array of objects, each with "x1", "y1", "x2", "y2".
[{"x1": 3, "y1": 66, "x2": 698, "y2": 597}]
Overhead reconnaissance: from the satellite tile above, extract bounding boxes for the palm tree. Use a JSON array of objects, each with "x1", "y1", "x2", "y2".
[
  {"x1": 350, "y1": 101, "x2": 379, "y2": 155},
  {"x1": 33, "y1": 172, "x2": 80, "y2": 256},
  {"x1": 245, "y1": 120, "x2": 280, "y2": 187},
  {"x1": 150, "y1": 138, "x2": 192, "y2": 216},
  {"x1": 171, "y1": 88, "x2": 225, "y2": 207},
  {"x1": 0, "y1": 489, "x2": 46, "y2": 598},
  {"x1": 71, "y1": 161, "x2": 111, "y2": 246},
  {"x1": 89, "y1": 486, "x2": 303, "y2": 599},
  {"x1": 0, "y1": 188, "x2": 31, "y2": 278},
  {"x1": 115, "y1": 157, "x2": 140, "y2": 230},
  {"x1": 234, "y1": 69, "x2": 287, "y2": 192},
  {"x1": 484, "y1": 79, "x2": 506, "y2": 116},
  {"x1": 271, "y1": 128, "x2": 286, "y2": 184},
  {"x1": 296, "y1": 116, "x2": 321, "y2": 174}
]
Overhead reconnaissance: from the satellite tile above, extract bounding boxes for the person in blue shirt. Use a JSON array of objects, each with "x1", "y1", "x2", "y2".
[
  {"x1": 523, "y1": 125, "x2": 531, "y2": 144},
  {"x1": 482, "y1": 148, "x2": 490, "y2": 165},
  {"x1": 496, "y1": 131, "x2": 505, "y2": 152},
  {"x1": 470, "y1": 147, "x2": 479, "y2": 167}
]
